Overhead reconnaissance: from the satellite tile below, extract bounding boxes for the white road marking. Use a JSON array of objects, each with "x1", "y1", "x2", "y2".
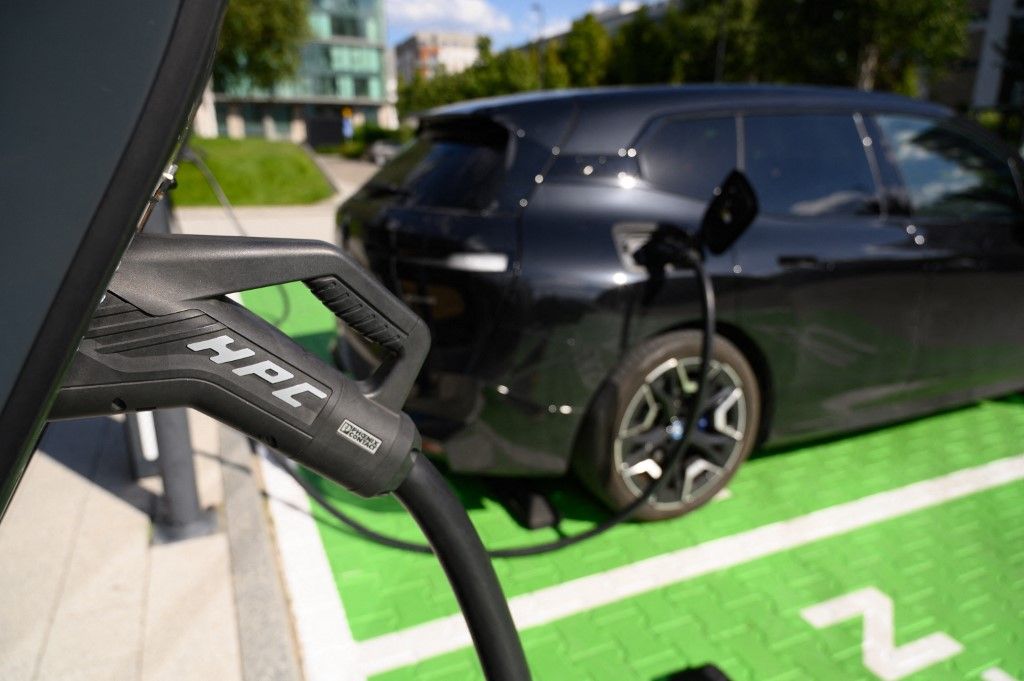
[
  {"x1": 355, "y1": 453, "x2": 1024, "y2": 675},
  {"x1": 259, "y1": 449, "x2": 366, "y2": 681},
  {"x1": 983, "y1": 669, "x2": 1020, "y2": 681},
  {"x1": 801, "y1": 587, "x2": 963, "y2": 680}
]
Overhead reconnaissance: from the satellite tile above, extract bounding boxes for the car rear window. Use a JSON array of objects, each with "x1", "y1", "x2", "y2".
[
  {"x1": 744, "y1": 114, "x2": 877, "y2": 217},
  {"x1": 370, "y1": 117, "x2": 509, "y2": 212}
]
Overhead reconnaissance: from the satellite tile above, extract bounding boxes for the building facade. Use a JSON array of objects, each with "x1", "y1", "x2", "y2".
[
  {"x1": 394, "y1": 32, "x2": 479, "y2": 83},
  {"x1": 196, "y1": 0, "x2": 398, "y2": 145},
  {"x1": 930, "y1": 0, "x2": 1024, "y2": 110}
]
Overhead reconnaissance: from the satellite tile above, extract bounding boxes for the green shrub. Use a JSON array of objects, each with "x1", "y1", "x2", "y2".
[{"x1": 316, "y1": 124, "x2": 415, "y2": 158}]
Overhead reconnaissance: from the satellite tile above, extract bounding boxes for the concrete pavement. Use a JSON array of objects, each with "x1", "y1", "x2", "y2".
[
  {"x1": 0, "y1": 156, "x2": 377, "y2": 681},
  {"x1": 0, "y1": 411, "x2": 302, "y2": 681}
]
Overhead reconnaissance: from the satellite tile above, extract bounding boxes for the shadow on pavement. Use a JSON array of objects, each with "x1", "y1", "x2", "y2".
[{"x1": 39, "y1": 417, "x2": 157, "y2": 517}]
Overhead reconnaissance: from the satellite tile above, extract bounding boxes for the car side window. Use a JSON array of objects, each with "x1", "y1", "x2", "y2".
[
  {"x1": 638, "y1": 116, "x2": 737, "y2": 201},
  {"x1": 744, "y1": 114, "x2": 877, "y2": 217},
  {"x1": 874, "y1": 114, "x2": 1023, "y2": 219}
]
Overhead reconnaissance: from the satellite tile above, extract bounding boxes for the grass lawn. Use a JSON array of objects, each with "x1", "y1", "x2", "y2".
[{"x1": 170, "y1": 137, "x2": 334, "y2": 206}]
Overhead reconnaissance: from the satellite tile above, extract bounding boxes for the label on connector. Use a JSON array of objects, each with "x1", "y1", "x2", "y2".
[{"x1": 338, "y1": 419, "x2": 382, "y2": 454}]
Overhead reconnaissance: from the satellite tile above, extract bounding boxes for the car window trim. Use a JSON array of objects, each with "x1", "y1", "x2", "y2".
[{"x1": 853, "y1": 111, "x2": 888, "y2": 219}]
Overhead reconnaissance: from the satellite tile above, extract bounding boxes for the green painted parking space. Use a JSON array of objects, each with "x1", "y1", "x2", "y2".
[
  {"x1": 375, "y1": 481, "x2": 1024, "y2": 680},
  {"x1": 244, "y1": 284, "x2": 1024, "y2": 680}
]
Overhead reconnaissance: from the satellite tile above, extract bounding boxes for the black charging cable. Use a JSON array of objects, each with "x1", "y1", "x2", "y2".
[
  {"x1": 194, "y1": 148, "x2": 716, "y2": 558},
  {"x1": 260, "y1": 448, "x2": 531, "y2": 677},
  {"x1": 179, "y1": 148, "x2": 533, "y2": 678},
  {"x1": 266, "y1": 250, "x2": 715, "y2": 558},
  {"x1": 393, "y1": 455, "x2": 531, "y2": 678}
]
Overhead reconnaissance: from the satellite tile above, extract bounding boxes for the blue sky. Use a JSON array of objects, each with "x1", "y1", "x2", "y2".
[{"x1": 384, "y1": 0, "x2": 647, "y2": 49}]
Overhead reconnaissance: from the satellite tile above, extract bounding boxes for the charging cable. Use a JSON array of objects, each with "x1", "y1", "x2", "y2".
[
  {"x1": 265, "y1": 251, "x2": 715, "y2": 558},
  {"x1": 191, "y1": 147, "x2": 717, "y2": 558}
]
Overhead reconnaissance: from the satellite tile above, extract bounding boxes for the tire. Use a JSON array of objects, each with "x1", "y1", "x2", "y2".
[{"x1": 573, "y1": 331, "x2": 761, "y2": 521}]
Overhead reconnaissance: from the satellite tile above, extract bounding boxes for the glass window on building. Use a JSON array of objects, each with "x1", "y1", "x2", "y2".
[
  {"x1": 214, "y1": 103, "x2": 230, "y2": 138},
  {"x1": 329, "y1": 45, "x2": 380, "y2": 73},
  {"x1": 331, "y1": 14, "x2": 363, "y2": 38},
  {"x1": 364, "y1": 17, "x2": 378, "y2": 41},
  {"x1": 308, "y1": 11, "x2": 331, "y2": 39},
  {"x1": 303, "y1": 44, "x2": 330, "y2": 71},
  {"x1": 271, "y1": 105, "x2": 291, "y2": 138},
  {"x1": 338, "y1": 75, "x2": 354, "y2": 98},
  {"x1": 353, "y1": 76, "x2": 370, "y2": 98},
  {"x1": 311, "y1": 75, "x2": 337, "y2": 96},
  {"x1": 328, "y1": 46, "x2": 347, "y2": 72},
  {"x1": 242, "y1": 104, "x2": 264, "y2": 137}
]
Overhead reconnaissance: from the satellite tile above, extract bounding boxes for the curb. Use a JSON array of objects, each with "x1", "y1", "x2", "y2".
[
  {"x1": 300, "y1": 143, "x2": 342, "y2": 196},
  {"x1": 220, "y1": 425, "x2": 305, "y2": 681}
]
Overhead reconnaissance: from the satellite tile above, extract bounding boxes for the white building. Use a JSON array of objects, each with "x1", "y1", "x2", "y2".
[{"x1": 395, "y1": 32, "x2": 479, "y2": 83}]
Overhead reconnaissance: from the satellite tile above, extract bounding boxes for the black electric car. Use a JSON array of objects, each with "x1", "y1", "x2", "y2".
[{"x1": 335, "y1": 85, "x2": 1024, "y2": 520}]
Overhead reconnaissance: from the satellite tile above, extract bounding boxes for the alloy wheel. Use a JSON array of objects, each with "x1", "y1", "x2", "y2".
[{"x1": 612, "y1": 356, "x2": 747, "y2": 510}]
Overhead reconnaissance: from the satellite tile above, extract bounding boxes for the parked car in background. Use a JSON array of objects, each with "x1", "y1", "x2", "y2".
[
  {"x1": 368, "y1": 139, "x2": 403, "y2": 166},
  {"x1": 335, "y1": 85, "x2": 1024, "y2": 520}
]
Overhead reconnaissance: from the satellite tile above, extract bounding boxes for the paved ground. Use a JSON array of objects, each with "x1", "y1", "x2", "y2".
[
  {"x1": 0, "y1": 156, "x2": 376, "y2": 681},
  {"x1": 313, "y1": 154, "x2": 378, "y2": 197},
  {"x1": 243, "y1": 283, "x2": 1024, "y2": 681},
  {"x1": 0, "y1": 412, "x2": 243, "y2": 680},
  {"x1": 0, "y1": 410, "x2": 304, "y2": 681}
]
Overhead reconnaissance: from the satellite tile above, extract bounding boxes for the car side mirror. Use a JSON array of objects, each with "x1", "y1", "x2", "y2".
[{"x1": 698, "y1": 170, "x2": 758, "y2": 255}]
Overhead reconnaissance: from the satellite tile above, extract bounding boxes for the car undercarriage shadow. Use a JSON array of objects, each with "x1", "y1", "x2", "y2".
[{"x1": 291, "y1": 392, "x2": 1024, "y2": 549}]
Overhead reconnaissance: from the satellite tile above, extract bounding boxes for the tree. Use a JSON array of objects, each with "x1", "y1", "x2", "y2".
[
  {"x1": 540, "y1": 42, "x2": 571, "y2": 89},
  {"x1": 859, "y1": 0, "x2": 968, "y2": 93},
  {"x1": 662, "y1": 0, "x2": 759, "y2": 83},
  {"x1": 607, "y1": 6, "x2": 674, "y2": 84},
  {"x1": 495, "y1": 49, "x2": 542, "y2": 93},
  {"x1": 398, "y1": 34, "x2": 546, "y2": 114},
  {"x1": 752, "y1": 0, "x2": 968, "y2": 95},
  {"x1": 214, "y1": 0, "x2": 309, "y2": 91},
  {"x1": 560, "y1": 14, "x2": 612, "y2": 87}
]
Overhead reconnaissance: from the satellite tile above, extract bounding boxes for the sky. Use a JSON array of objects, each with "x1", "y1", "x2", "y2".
[{"x1": 384, "y1": 0, "x2": 647, "y2": 49}]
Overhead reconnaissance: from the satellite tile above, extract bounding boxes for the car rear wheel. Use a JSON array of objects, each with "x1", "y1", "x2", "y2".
[{"x1": 574, "y1": 331, "x2": 760, "y2": 521}]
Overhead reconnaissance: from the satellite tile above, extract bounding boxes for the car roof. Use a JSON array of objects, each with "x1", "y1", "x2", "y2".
[
  {"x1": 428, "y1": 84, "x2": 949, "y2": 116},
  {"x1": 425, "y1": 84, "x2": 954, "y2": 153}
]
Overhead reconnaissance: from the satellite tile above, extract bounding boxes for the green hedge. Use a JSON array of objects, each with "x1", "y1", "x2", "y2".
[{"x1": 315, "y1": 124, "x2": 414, "y2": 159}]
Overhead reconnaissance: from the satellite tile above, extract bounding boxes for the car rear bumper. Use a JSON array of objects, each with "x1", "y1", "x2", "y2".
[{"x1": 334, "y1": 329, "x2": 579, "y2": 476}]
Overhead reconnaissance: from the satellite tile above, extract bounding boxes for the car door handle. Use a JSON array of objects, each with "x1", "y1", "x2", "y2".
[{"x1": 778, "y1": 255, "x2": 821, "y2": 270}]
